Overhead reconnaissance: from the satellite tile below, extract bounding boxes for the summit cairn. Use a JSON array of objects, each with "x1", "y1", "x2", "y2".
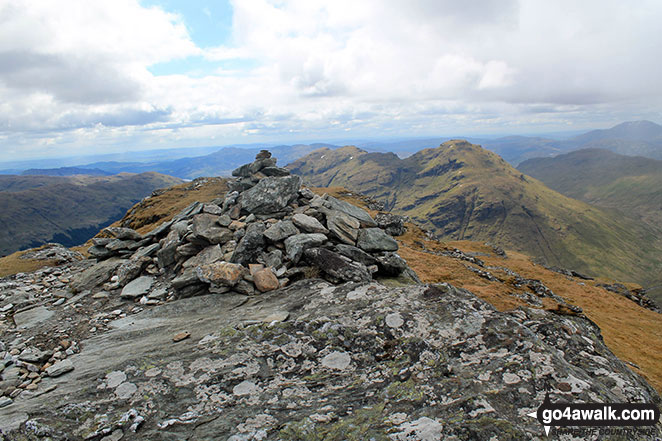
[{"x1": 79, "y1": 150, "x2": 418, "y2": 301}]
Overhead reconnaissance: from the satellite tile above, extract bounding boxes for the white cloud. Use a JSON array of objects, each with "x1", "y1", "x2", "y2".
[{"x1": 1, "y1": 0, "x2": 662, "y2": 160}]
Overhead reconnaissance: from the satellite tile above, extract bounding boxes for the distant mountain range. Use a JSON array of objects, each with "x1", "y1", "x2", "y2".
[
  {"x1": 287, "y1": 141, "x2": 662, "y2": 294},
  {"x1": 3, "y1": 121, "x2": 661, "y2": 177},
  {"x1": 0, "y1": 173, "x2": 183, "y2": 256}
]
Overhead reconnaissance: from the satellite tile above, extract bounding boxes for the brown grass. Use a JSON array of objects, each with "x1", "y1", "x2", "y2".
[{"x1": 0, "y1": 246, "x2": 64, "y2": 277}]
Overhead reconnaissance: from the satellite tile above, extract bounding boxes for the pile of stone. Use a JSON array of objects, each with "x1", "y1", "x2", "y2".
[{"x1": 83, "y1": 150, "x2": 418, "y2": 301}]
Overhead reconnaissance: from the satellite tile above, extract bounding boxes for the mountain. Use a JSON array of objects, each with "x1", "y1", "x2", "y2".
[
  {"x1": 21, "y1": 167, "x2": 112, "y2": 177},
  {"x1": 519, "y1": 148, "x2": 662, "y2": 227},
  {"x1": 0, "y1": 173, "x2": 183, "y2": 256},
  {"x1": 287, "y1": 141, "x2": 662, "y2": 293},
  {"x1": 0, "y1": 153, "x2": 660, "y2": 439},
  {"x1": 24, "y1": 143, "x2": 341, "y2": 180},
  {"x1": 566, "y1": 120, "x2": 662, "y2": 159},
  {"x1": 470, "y1": 135, "x2": 567, "y2": 165}
]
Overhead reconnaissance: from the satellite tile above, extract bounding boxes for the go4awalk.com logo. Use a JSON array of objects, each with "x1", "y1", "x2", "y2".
[{"x1": 527, "y1": 392, "x2": 660, "y2": 436}]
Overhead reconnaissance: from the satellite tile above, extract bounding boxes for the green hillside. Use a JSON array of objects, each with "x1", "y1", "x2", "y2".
[
  {"x1": 288, "y1": 141, "x2": 662, "y2": 291},
  {"x1": 0, "y1": 172, "x2": 183, "y2": 256},
  {"x1": 519, "y1": 148, "x2": 662, "y2": 228}
]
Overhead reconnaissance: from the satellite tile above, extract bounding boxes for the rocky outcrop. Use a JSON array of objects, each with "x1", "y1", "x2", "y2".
[
  {"x1": 76, "y1": 151, "x2": 416, "y2": 302},
  {"x1": 0, "y1": 151, "x2": 660, "y2": 439}
]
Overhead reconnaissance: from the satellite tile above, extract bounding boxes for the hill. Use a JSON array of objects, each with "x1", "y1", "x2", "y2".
[
  {"x1": 0, "y1": 156, "x2": 660, "y2": 438},
  {"x1": 21, "y1": 167, "x2": 112, "y2": 177},
  {"x1": 287, "y1": 141, "x2": 662, "y2": 295},
  {"x1": 566, "y1": 120, "x2": 662, "y2": 160},
  {"x1": 519, "y1": 148, "x2": 662, "y2": 227},
  {"x1": 0, "y1": 173, "x2": 183, "y2": 256}
]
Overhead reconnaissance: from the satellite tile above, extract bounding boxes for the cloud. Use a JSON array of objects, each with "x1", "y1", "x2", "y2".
[{"x1": 2, "y1": 0, "x2": 662, "y2": 160}]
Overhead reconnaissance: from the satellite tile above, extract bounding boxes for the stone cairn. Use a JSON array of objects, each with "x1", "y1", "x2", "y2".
[{"x1": 84, "y1": 150, "x2": 417, "y2": 301}]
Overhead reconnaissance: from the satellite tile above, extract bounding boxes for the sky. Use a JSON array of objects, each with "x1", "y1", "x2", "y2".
[{"x1": 1, "y1": 0, "x2": 662, "y2": 161}]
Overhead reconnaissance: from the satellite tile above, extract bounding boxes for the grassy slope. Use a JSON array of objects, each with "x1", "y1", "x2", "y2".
[
  {"x1": 288, "y1": 142, "x2": 662, "y2": 291},
  {"x1": 0, "y1": 172, "x2": 183, "y2": 256},
  {"x1": 519, "y1": 148, "x2": 662, "y2": 228}
]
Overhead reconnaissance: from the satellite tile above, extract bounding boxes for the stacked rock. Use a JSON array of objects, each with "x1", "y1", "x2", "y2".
[{"x1": 87, "y1": 150, "x2": 418, "y2": 300}]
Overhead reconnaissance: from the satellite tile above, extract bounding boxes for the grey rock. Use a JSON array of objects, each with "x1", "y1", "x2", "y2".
[
  {"x1": 115, "y1": 382, "x2": 137, "y2": 400},
  {"x1": 357, "y1": 228, "x2": 398, "y2": 252},
  {"x1": 335, "y1": 244, "x2": 378, "y2": 266},
  {"x1": 292, "y1": 213, "x2": 328, "y2": 234},
  {"x1": 218, "y1": 214, "x2": 232, "y2": 227},
  {"x1": 132, "y1": 243, "x2": 160, "y2": 260},
  {"x1": 172, "y1": 269, "x2": 199, "y2": 289},
  {"x1": 304, "y1": 248, "x2": 372, "y2": 283},
  {"x1": 231, "y1": 163, "x2": 253, "y2": 178},
  {"x1": 321, "y1": 351, "x2": 351, "y2": 370},
  {"x1": 175, "y1": 243, "x2": 201, "y2": 259},
  {"x1": 325, "y1": 210, "x2": 360, "y2": 244},
  {"x1": 121, "y1": 276, "x2": 154, "y2": 299},
  {"x1": 238, "y1": 175, "x2": 301, "y2": 215},
  {"x1": 145, "y1": 219, "x2": 175, "y2": 238},
  {"x1": 391, "y1": 417, "x2": 443, "y2": 441},
  {"x1": 0, "y1": 396, "x2": 12, "y2": 408},
  {"x1": 192, "y1": 213, "x2": 233, "y2": 245},
  {"x1": 88, "y1": 246, "x2": 114, "y2": 260},
  {"x1": 263, "y1": 220, "x2": 299, "y2": 242},
  {"x1": 116, "y1": 257, "x2": 149, "y2": 287},
  {"x1": 322, "y1": 195, "x2": 377, "y2": 227},
  {"x1": 18, "y1": 347, "x2": 50, "y2": 363},
  {"x1": 45, "y1": 359, "x2": 74, "y2": 377},
  {"x1": 157, "y1": 230, "x2": 180, "y2": 269},
  {"x1": 103, "y1": 227, "x2": 143, "y2": 241},
  {"x1": 284, "y1": 233, "x2": 327, "y2": 263},
  {"x1": 105, "y1": 370, "x2": 127, "y2": 388},
  {"x1": 261, "y1": 166, "x2": 290, "y2": 176},
  {"x1": 258, "y1": 250, "x2": 283, "y2": 269},
  {"x1": 105, "y1": 239, "x2": 135, "y2": 252},
  {"x1": 182, "y1": 245, "x2": 223, "y2": 268},
  {"x1": 14, "y1": 306, "x2": 54, "y2": 329},
  {"x1": 375, "y1": 212, "x2": 407, "y2": 236},
  {"x1": 203, "y1": 204, "x2": 223, "y2": 215},
  {"x1": 92, "y1": 237, "x2": 113, "y2": 247},
  {"x1": 70, "y1": 259, "x2": 124, "y2": 292},
  {"x1": 299, "y1": 187, "x2": 315, "y2": 199},
  {"x1": 231, "y1": 223, "x2": 266, "y2": 266},
  {"x1": 249, "y1": 157, "x2": 277, "y2": 174},
  {"x1": 375, "y1": 252, "x2": 408, "y2": 275}
]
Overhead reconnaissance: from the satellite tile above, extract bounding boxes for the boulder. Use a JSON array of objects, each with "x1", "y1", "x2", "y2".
[
  {"x1": 253, "y1": 268, "x2": 280, "y2": 292},
  {"x1": 292, "y1": 213, "x2": 328, "y2": 234},
  {"x1": 231, "y1": 223, "x2": 266, "y2": 265},
  {"x1": 157, "y1": 230, "x2": 180, "y2": 268},
  {"x1": 375, "y1": 212, "x2": 407, "y2": 236},
  {"x1": 335, "y1": 244, "x2": 379, "y2": 266},
  {"x1": 322, "y1": 195, "x2": 377, "y2": 227},
  {"x1": 304, "y1": 248, "x2": 372, "y2": 283},
  {"x1": 192, "y1": 214, "x2": 233, "y2": 245},
  {"x1": 238, "y1": 176, "x2": 301, "y2": 215},
  {"x1": 70, "y1": 259, "x2": 124, "y2": 292},
  {"x1": 103, "y1": 227, "x2": 143, "y2": 241},
  {"x1": 357, "y1": 228, "x2": 398, "y2": 252},
  {"x1": 120, "y1": 276, "x2": 154, "y2": 299},
  {"x1": 325, "y1": 210, "x2": 360, "y2": 244},
  {"x1": 263, "y1": 220, "x2": 299, "y2": 242},
  {"x1": 196, "y1": 261, "x2": 245, "y2": 287},
  {"x1": 182, "y1": 245, "x2": 224, "y2": 268},
  {"x1": 284, "y1": 233, "x2": 328, "y2": 263}
]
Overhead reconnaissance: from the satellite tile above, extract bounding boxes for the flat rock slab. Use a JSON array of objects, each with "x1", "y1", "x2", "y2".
[
  {"x1": 120, "y1": 276, "x2": 154, "y2": 299},
  {"x1": 45, "y1": 359, "x2": 74, "y2": 377},
  {"x1": 13, "y1": 306, "x2": 54, "y2": 329}
]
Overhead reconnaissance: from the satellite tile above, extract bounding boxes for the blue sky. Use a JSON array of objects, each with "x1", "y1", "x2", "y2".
[{"x1": 1, "y1": 0, "x2": 661, "y2": 161}]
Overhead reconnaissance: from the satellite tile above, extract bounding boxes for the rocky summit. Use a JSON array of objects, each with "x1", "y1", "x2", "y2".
[{"x1": 0, "y1": 151, "x2": 660, "y2": 440}]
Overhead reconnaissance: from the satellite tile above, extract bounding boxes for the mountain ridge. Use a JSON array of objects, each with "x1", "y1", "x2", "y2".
[{"x1": 287, "y1": 141, "x2": 662, "y2": 294}]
